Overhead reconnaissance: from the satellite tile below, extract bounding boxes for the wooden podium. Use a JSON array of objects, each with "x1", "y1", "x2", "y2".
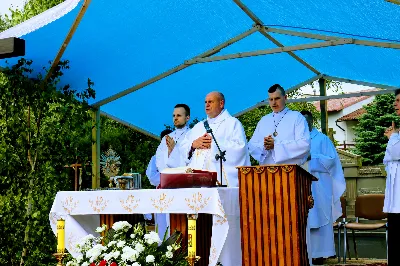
[{"x1": 237, "y1": 165, "x2": 317, "y2": 266}]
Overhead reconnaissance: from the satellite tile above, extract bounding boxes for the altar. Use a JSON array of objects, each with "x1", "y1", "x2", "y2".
[{"x1": 49, "y1": 187, "x2": 241, "y2": 266}]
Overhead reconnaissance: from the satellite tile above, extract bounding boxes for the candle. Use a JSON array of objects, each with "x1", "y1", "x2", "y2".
[
  {"x1": 56, "y1": 219, "x2": 65, "y2": 253},
  {"x1": 188, "y1": 217, "x2": 196, "y2": 258}
]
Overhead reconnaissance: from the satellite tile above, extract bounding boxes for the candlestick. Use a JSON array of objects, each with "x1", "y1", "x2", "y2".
[
  {"x1": 53, "y1": 252, "x2": 67, "y2": 266},
  {"x1": 56, "y1": 219, "x2": 65, "y2": 253},
  {"x1": 186, "y1": 214, "x2": 200, "y2": 266}
]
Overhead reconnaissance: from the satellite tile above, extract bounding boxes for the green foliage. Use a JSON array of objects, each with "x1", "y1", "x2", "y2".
[
  {"x1": 0, "y1": 58, "x2": 94, "y2": 265},
  {"x1": 100, "y1": 117, "x2": 159, "y2": 189},
  {"x1": 0, "y1": 0, "x2": 64, "y2": 32},
  {"x1": 353, "y1": 93, "x2": 400, "y2": 165}
]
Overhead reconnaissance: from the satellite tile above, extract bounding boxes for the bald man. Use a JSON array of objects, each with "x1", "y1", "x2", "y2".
[
  {"x1": 180, "y1": 91, "x2": 250, "y2": 187},
  {"x1": 179, "y1": 91, "x2": 250, "y2": 266}
]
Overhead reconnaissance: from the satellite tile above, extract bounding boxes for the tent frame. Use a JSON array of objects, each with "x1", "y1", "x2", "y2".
[{"x1": 42, "y1": 0, "x2": 400, "y2": 187}]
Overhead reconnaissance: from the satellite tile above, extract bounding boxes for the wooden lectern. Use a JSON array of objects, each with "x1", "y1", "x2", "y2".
[{"x1": 238, "y1": 165, "x2": 317, "y2": 266}]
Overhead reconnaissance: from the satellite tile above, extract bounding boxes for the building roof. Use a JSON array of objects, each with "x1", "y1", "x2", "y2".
[
  {"x1": 336, "y1": 107, "x2": 367, "y2": 121},
  {"x1": 313, "y1": 93, "x2": 373, "y2": 112}
]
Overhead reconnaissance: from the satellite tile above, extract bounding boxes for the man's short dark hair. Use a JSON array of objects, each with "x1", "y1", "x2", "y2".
[
  {"x1": 160, "y1": 129, "x2": 173, "y2": 139},
  {"x1": 175, "y1": 104, "x2": 190, "y2": 116},
  {"x1": 300, "y1": 110, "x2": 313, "y2": 118},
  {"x1": 395, "y1": 89, "x2": 400, "y2": 97},
  {"x1": 301, "y1": 110, "x2": 314, "y2": 125},
  {"x1": 268, "y1": 84, "x2": 286, "y2": 96}
]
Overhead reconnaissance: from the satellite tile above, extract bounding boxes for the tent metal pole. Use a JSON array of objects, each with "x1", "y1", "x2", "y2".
[
  {"x1": 264, "y1": 27, "x2": 339, "y2": 41},
  {"x1": 186, "y1": 39, "x2": 353, "y2": 64},
  {"x1": 232, "y1": 0, "x2": 321, "y2": 75},
  {"x1": 92, "y1": 26, "x2": 259, "y2": 107},
  {"x1": 91, "y1": 108, "x2": 101, "y2": 189},
  {"x1": 323, "y1": 75, "x2": 400, "y2": 90},
  {"x1": 100, "y1": 111, "x2": 159, "y2": 140},
  {"x1": 386, "y1": 0, "x2": 400, "y2": 5},
  {"x1": 258, "y1": 28, "x2": 321, "y2": 74},
  {"x1": 288, "y1": 89, "x2": 397, "y2": 103},
  {"x1": 44, "y1": 0, "x2": 92, "y2": 84},
  {"x1": 319, "y1": 78, "x2": 328, "y2": 135},
  {"x1": 231, "y1": 74, "x2": 322, "y2": 117},
  {"x1": 264, "y1": 26, "x2": 400, "y2": 49}
]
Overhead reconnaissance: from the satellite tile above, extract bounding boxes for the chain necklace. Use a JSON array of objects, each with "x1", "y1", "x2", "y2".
[
  {"x1": 273, "y1": 108, "x2": 289, "y2": 137},
  {"x1": 172, "y1": 129, "x2": 186, "y2": 143}
]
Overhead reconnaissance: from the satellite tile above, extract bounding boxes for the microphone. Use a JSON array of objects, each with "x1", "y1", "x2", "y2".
[
  {"x1": 203, "y1": 120, "x2": 212, "y2": 134},
  {"x1": 203, "y1": 120, "x2": 227, "y2": 187}
]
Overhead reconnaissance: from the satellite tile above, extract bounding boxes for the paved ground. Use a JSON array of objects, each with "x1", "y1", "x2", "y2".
[{"x1": 323, "y1": 231, "x2": 387, "y2": 265}]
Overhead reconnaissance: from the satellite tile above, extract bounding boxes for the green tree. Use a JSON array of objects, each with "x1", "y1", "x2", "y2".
[
  {"x1": 1, "y1": 0, "x2": 64, "y2": 32},
  {"x1": 99, "y1": 117, "x2": 160, "y2": 189},
  {"x1": 0, "y1": 59, "x2": 94, "y2": 265},
  {"x1": 353, "y1": 93, "x2": 400, "y2": 165}
]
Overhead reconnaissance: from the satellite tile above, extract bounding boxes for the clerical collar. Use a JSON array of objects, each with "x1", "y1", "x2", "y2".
[
  {"x1": 172, "y1": 126, "x2": 188, "y2": 143},
  {"x1": 174, "y1": 126, "x2": 188, "y2": 133},
  {"x1": 273, "y1": 107, "x2": 288, "y2": 115},
  {"x1": 207, "y1": 109, "x2": 226, "y2": 124}
]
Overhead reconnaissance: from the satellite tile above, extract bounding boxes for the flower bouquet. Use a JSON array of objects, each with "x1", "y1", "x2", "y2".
[{"x1": 66, "y1": 221, "x2": 188, "y2": 266}]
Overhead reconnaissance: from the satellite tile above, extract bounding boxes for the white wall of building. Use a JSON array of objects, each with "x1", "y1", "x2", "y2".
[{"x1": 328, "y1": 97, "x2": 375, "y2": 145}]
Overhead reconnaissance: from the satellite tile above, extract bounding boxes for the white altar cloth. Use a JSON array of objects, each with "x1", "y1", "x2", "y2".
[{"x1": 49, "y1": 187, "x2": 241, "y2": 266}]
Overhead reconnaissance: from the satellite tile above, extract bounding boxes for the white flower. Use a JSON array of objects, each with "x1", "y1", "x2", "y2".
[
  {"x1": 78, "y1": 234, "x2": 95, "y2": 249},
  {"x1": 132, "y1": 263, "x2": 141, "y2": 266},
  {"x1": 107, "y1": 241, "x2": 117, "y2": 247},
  {"x1": 82, "y1": 263, "x2": 89, "y2": 266},
  {"x1": 130, "y1": 233, "x2": 136, "y2": 239},
  {"x1": 117, "y1": 240, "x2": 126, "y2": 247},
  {"x1": 112, "y1": 221, "x2": 132, "y2": 232},
  {"x1": 113, "y1": 250, "x2": 121, "y2": 258},
  {"x1": 76, "y1": 255, "x2": 83, "y2": 263},
  {"x1": 96, "y1": 224, "x2": 107, "y2": 233},
  {"x1": 135, "y1": 242, "x2": 145, "y2": 253},
  {"x1": 144, "y1": 231, "x2": 161, "y2": 245},
  {"x1": 86, "y1": 244, "x2": 105, "y2": 261},
  {"x1": 66, "y1": 262, "x2": 78, "y2": 266},
  {"x1": 146, "y1": 255, "x2": 155, "y2": 263},
  {"x1": 166, "y1": 251, "x2": 173, "y2": 259},
  {"x1": 81, "y1": 234, "x2": 95, "y2": 243},
  {"x1": 167, "y1": 245, "x2": 173, "y2": 251},
  {"x1": 121, "y1": 246, "x2": 139, "y2": 262},
  {"x1": 104, "y1": 252, "x2": 113, "y2": 262}
]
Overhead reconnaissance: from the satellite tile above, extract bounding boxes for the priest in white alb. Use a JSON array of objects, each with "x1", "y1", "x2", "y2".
[
  {"x1": 248, "y1": 84, "x2": 310, "y2": 165},
  {"x1": 301, "y1": 111, "x2": 346, "y2": 265},
  {"x1": 383, "y1": 89, "x2": 400, "y2": 265},
  {"x1": 146, "y1": 129, "x2": 173, "y2": 187},
  {"x1": 179, "y1": 91, "x2": 250, "y2": 266},
  {"x1": 180, "y1": 91, "x2": 250, "y2": 187},
  {"x1": 145, "y1": 128, "x2": 173, "y2": 221},
  {"x1": 156, "y1": 104, "x2": 191, "y2": 172},
  {"x1": 154, "y1": 104, "x2": 191, "y2": 240},
  {"x1": 248, "y1": 84, "x2": 311, "y2": 265}
]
